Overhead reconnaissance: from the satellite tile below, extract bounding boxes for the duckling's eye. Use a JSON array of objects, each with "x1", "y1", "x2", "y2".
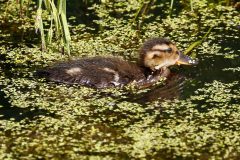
[{"x1": 164, "y1": 48, "x2": 172, "y2": 53}]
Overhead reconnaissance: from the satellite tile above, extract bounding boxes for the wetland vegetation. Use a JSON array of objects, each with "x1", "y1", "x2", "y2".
[{"x1": 0, "y1": 0, "x2": 240, "y2": 159}]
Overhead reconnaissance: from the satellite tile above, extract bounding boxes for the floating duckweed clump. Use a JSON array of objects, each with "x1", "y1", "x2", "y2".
[{"x1": 0, "y1": 0, "x2": 240, "y2": 159}]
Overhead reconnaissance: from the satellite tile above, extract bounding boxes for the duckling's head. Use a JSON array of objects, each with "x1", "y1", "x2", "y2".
[{"x1": 139, "y1": 38, "x2": 197, "y2": 71}]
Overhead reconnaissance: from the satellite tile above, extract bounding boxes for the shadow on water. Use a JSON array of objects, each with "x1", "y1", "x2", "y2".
[
  {"x1": 94, "y1": 70, "x2": 192, "y2": 105},
  {"x1": 0, "y1": 86, "x2": 55, "y2": 122},
  {"x1": 0, "y1": 56, "x2": 57, "y2": 121}
]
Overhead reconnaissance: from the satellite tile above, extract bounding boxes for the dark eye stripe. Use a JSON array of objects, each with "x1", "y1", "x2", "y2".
[
  {"x1": 165, "y1": 48, "x2": 172, "y2": 52},
  {"x1": 152, "y1": 48, "x2": 172, "y2": 52}
]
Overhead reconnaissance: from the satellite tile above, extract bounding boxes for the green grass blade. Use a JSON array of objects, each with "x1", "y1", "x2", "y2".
[
  {"x1": 59, "y1": 0, "x2": 71, "y2": 55},
  {"x1": 47, "y1": 18, "x2": 53, "y2": 44},
  {"x1": 184, "y1": 27, "x2": 213, "y2": 55},
  {"x1": 48, "y1": 0, "x2": 61, "y2": 36},
  {"x1": 190, "y1": 0, "x2": 193, "y2": 11},
  {"x1": 184, "y1": 40, "x2": 201, "y2": 55},
  {"x1": 170, "y1": 0, "x2": 174, "y2": 10},
  {"x1": 35, "y1": 0, "x2": 46, "y2": 50}
]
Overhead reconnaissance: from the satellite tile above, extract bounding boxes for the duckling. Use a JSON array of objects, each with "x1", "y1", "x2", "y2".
[{"x1": 37, "y1": 38, "x2": 197, "y2": 88}]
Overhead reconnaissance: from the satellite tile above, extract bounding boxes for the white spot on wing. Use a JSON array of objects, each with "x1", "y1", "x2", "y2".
[
  {"x1": 103, "y1": 67, "x2": 115, "y2": 73},
  {"x1": 66, "y1": 67, "x2": 82, "y2": 76},
  {"x1": 102, "y1": 67, "x2": 120, "y2": 83}
]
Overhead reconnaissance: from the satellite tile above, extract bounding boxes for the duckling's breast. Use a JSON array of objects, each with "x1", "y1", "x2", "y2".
[{"x1": 38, "y1": 57, "x2": 146, "y2": 88}]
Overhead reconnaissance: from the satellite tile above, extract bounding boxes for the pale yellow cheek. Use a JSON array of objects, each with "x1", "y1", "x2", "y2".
[
  {"x1": 144, "y1": 58, "x2": 164, "y2": 70},
  {"x1": 154, "y1": 58, "x2": 164, "y2": 65},
  {"x1": 144, "y1": 53, "x2": 154, "y2": 60}
]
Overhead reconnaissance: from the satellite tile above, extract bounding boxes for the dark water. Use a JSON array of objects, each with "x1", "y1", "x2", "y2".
[{"x1": 181, "y1": 30, "x2": 240, "y2": 97}]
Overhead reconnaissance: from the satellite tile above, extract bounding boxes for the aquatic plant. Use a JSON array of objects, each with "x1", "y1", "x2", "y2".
[
  {"x1": 34, "y1": 0, "x2": 71, "y2": 54},
  {"x1": 0, "y1": 0, "x2": 239, "y2": 159}
]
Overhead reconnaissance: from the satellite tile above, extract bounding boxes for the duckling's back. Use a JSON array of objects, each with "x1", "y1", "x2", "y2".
[{"x1": 36, "y1": 57, "x2": 146, "y2": 88}]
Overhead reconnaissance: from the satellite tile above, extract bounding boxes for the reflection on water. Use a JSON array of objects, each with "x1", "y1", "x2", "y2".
[{"x1": 128, "y1": 73, "x2": 186, "y2": 103}]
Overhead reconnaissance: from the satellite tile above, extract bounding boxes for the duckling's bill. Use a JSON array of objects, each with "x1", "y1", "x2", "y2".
[{"x1": 176, "y1": 52, "x2": 198, "y2": 65}]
